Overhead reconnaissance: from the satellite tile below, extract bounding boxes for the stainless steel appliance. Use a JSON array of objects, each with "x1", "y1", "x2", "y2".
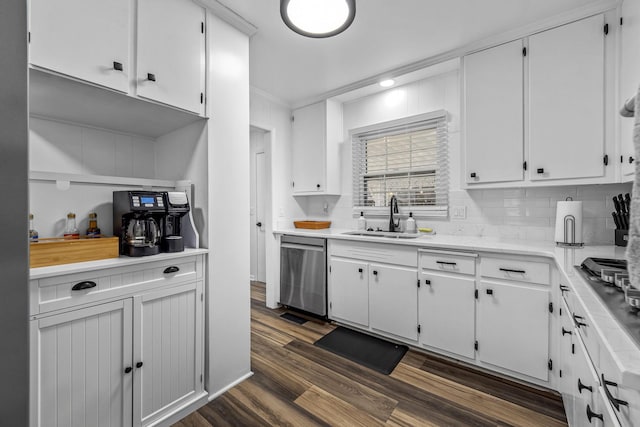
[
  {"x1": 575, "y1": 257, "x2": 640, "y2": 346},
  {"x1": 113, "y1": 191, "x2": 165, "y2": 257},
  {"x1": 280, "y1": 235, "x2": 327, "y2": 317}
]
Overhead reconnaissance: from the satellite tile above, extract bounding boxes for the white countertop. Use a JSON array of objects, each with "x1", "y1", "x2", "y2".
[
  {"x1": 30, "y1": 248, "x2": 209, "y2": 280},
  {"x1": 276, "y1": 227, "x2": 639, "y2": 387}
]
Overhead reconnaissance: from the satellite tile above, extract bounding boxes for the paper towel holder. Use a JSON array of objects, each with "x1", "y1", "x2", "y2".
[{"x1": 556, "y1": 197, "x2": 584, "y2": 248}]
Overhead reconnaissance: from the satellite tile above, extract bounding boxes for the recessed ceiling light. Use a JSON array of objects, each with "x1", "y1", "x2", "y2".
[
  {"x1": 280, "y1": 0, "x2": 356, "y2": 38},
  {"x1": 379, "y1": 79, "x2": 395, "y2": 88}
]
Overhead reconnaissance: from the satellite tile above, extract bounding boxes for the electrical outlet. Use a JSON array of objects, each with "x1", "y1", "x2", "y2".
[{"x1": 451, "y1": 206, "x2": 466, "y2": 220}]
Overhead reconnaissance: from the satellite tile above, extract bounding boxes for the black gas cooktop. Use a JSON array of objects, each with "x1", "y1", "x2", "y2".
[{"x1": 575, "y1": 257, "x2": 640, "y2": 347}]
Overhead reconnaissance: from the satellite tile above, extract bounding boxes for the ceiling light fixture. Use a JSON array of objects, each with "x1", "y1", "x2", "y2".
[
  {"x1": 280, "y1": 0, "x2": 356, "y2": 38},
  {"x1": 379, "y1": 79, "x2": 395, "y2": 88}
]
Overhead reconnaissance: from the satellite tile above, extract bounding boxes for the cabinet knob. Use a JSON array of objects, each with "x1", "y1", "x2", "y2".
[
  {"x1": 72, "y1": 281, "x2": 97, "y2": 291},
  {"x1": 136, "y1": 361, "x2": 143, "y2": 369},
  {"x1": 113, "y1": 61, "x2": 123, "y2": 71},
  {"x1": 147, "y1": 73, "x2": 156, "y2": 82},
  {"x1": 486, "y1": 289, "x2": 494, "y2": 295},
  {"x1": 537, "y1": 168, "x2": 544, "y2": 174},
  {"x1": 124, "y1": 366, "x2": 132, "y2": 374},
  {"x1": 316, "y1": 184, "x2": 321, "y2": 189},
  {"x1": 577, "y1": 378, "x2": 592, "y2": 394},
  {"x1": 424, "y1": 279, "x2": 431, "y2": 285},
  {"x1": 372, "y1": 270, "x2": 378, "y2": 276},
  {"x1": 470, "y1": 172, "x2": 477, "y2": 178},
  {"x1": 256, "y1": 222, "x2": 262, "y2": 227},
  {"x1": 358, "y1": 268, "x2": 363, "y2": 273},
  {"x1": 561, "y1": 327, "x2": 572, "y2": 336},
  {"x1": 630, "y1": 156, "x2": 636, "y2": 164},
  {"x1": 586, "y1": 405, "x2": 603, "y2": 423}
]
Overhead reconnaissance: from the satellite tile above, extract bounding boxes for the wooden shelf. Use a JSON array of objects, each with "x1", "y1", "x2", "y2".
[{"x1": 29, "y1": 171, "x2": 178, "y2": 188}]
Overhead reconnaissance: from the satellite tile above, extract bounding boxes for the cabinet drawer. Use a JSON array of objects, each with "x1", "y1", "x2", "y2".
[
  {"x1": 481, "y1": 256, "x2": 550, "y2": 285},
  {"x1": 419, "y1": 250, "x2": 476, "y2": 275},
  {"x1": 30, "y1": 256, "x2": 201, "y2": 315},
  {"x1": 599, "y1": 339, "x2": 640, "y2": 427}
]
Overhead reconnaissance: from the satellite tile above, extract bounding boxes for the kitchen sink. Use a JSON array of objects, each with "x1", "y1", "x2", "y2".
[{"x1": 342, "y1": 231, "x2": 422, "y2": 239}]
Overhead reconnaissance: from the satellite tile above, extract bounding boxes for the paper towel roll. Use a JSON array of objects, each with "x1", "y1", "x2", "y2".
[{"x1": 555, "y1": 200, "x2": 583, "y2": 246}]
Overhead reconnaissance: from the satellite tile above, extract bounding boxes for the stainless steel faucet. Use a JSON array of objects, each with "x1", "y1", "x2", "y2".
[{"x1": 389, "y1": 195, "x2": 400, "y2": 232}]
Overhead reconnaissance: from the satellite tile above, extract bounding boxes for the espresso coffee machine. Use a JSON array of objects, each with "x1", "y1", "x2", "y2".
[
  {"x1": 161, "y1": 191, "x2": 190, "y2": 252},
  {"x1": 113, "y1": 191, "x2": 165, "y2": 256}
]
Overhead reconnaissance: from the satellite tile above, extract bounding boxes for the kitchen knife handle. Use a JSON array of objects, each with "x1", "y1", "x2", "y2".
[{"x1": 612, "y1": 212, "x2": 621, "y2": 229}]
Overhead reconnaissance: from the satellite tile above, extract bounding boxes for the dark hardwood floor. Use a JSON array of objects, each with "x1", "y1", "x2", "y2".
[{"x1": 174, "y1": 281, "x2": 567, "y2": 426}]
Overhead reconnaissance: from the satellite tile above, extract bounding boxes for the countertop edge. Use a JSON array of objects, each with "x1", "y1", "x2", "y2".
[{"x1": 30, "y1": 248, "x2": 209, "y2": 280}]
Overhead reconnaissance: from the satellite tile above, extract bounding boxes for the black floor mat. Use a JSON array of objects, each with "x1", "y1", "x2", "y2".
[
  {"x1": 314, "y1": 326, "x2": 408, "y2": 375},
  {"x1": 280, "y1": 312, "x2": 307, "y2": 324}
]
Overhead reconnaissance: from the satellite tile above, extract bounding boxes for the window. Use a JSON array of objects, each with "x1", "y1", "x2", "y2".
[{"x1": 352, "y1": 111, "x2": 448, "y2": 217}]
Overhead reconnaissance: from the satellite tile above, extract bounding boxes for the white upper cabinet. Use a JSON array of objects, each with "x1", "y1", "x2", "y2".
[
  {"x1": 464, "y1": 40, "x2": 524, "y2": 184},
  {"x1": 291, "y1": 99, "x2": 342, "y2": 195},
  {"x1": 463, "y1": 13, "x2": 614, "y2": 188},
  {"x1": 137, "y1": 0, "x2": 206, "y2": 115},
  {"x1": 620, "y1": 0, "x2": 640, "y2": 180},
  {"x1": 528, "y1": 14, "x2": 605, "y2": 181},
  {"x1": 29, "y1": 0, "x2": 130, "y2": 93}
]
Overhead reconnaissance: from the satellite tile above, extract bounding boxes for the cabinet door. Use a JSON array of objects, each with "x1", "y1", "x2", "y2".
[
  {"x1": 620, "y1": 0, "x2": 640, "y2": 179},
  {"x1": 529, "y1": 15, "x2": 605, "y2": 181},
  {"x1": 137, "y1": 0, "x2": 205, "y2": 114},
  {"x1": 292, "y1": 102, "x2": 326, "y2": 193},
  {"x1": 418, "y1": 271, "x2": 475, "y2": 359},
  {"x1": 464, "y1": 40, "x2": 524, "y2": 184},
  {"x1": 571, "y1": 335, "x2": 599, "y2": 427},
  {"x1": 31, "y1": 300, "x2": 133, "y2": 427},
  {"x1": 133, "y1": 281, "x2": 204, "y2": 427},
  {"x1": 477, "y1": 281, "x2": 549, "y2": 381},
  {"x1": 29, "y1": 0, "x2": 130, "y2": 92},
  {"x1": 369, "y1": 264, "x2": 418, "y2": 341},
  {"x1": 328, "y1": 257, "x2": 369, "y2": 327}
]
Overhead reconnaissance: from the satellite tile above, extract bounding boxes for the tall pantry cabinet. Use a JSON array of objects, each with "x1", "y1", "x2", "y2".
[{"x1": 27, "y1": 1, "x2": 252, "y2": 426}]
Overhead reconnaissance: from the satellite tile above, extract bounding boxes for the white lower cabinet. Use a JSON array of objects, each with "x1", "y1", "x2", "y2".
[
  {"x1": 476, "y1": 280, "x2": 550, "y2": 381},
  {"x1": 30, "y1": 300, "x2": 133, "y2": 427},
  {"x1": 418, "y1": 271, "x2": 476, "y2": 359},
  {"x1": 328, "y1": 257, "x2": 369, "y2": 327},
  {"x1": 134, "y1": 282, "x2": 204, "y2": 427},
  {"x1": 30, "y1": 255, "x2": 206, "y2": 427},
  {"x1": 369, "y1": 264, "x2": 418, "y2": 341}
]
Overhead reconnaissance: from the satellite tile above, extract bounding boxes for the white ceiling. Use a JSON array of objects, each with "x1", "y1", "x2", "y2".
[{"x1": 219, "y1": 0, "x2": 608, "y2": 106}]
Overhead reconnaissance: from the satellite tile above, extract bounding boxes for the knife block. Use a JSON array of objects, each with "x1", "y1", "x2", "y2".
[{"x1": 615, "y1": 229, "x2": 629, "y2": 247}]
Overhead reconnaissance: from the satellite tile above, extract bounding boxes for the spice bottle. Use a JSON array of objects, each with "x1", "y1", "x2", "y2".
[
  {"x1": 29, "y1": 213, "x2": 39, "y2": 242},
  {"x1": 86, "y1": 212, "x2": 101, "y2": 238},
  {"x1": 64, "y1": 213, "x2": 80, "y2": 239}
]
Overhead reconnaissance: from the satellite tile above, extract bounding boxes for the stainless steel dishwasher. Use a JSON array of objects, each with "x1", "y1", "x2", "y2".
[{"x1": 279, "y1": 235, "x2": 327, "y2": 317}]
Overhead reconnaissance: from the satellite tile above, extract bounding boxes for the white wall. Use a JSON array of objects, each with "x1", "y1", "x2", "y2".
[
  {"x1": 206, "y1": 12, "x2": 252, "y2": 395},
  {"x1": 301, "y1": 68, "x2": 632, "y2": 245},
  {"x1": 250, "y1": 89, "x2": 307, "y2": 308}
]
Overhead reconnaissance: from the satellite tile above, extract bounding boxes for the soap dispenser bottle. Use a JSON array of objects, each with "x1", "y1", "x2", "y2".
[
  {"x1": 406, "y1": 212, "x2": 416, "y2": 233},
  {"x1": 357, "y1": 211, "x2": 366, "y2": 231}
]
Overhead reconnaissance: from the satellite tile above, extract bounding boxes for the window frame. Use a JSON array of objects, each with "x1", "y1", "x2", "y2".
[{"x1": 350, "y1": 110, "x2": 449, "y2": 219}]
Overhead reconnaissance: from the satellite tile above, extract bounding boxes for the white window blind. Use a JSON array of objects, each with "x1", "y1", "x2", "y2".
[{"x1": 352, "y1": 111, "x2": 448, "y2": 217}]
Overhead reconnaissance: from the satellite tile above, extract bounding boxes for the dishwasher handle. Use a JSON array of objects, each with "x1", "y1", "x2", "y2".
[{"x1": 281, "y1": 242, "x2": 325, "y2": 252}]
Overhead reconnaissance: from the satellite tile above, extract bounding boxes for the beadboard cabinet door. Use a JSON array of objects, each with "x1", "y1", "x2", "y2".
[
  {"x1": 29, "y1": 0, "x2": 130, "y2": 92},
  {"x1": 136, "y1": 0, "x2": 206, "y2": 115},
  {"x1": 464, "y1": 39, "x2": 524, "y2": 184},
  {"x1": 30, "y1": 300, "x2": 133, "y2": 427},
  {"x1": 133, "y1": 281, "x2": 204, "y2": 427},
  {"x1": 528, "y1": 14, "x2": 605, "y2": 181}
]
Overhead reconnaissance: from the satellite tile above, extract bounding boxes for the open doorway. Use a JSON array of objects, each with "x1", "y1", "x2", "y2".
[{"x1": 250, "y1": 127, "x2": 270, "y2": 283}]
